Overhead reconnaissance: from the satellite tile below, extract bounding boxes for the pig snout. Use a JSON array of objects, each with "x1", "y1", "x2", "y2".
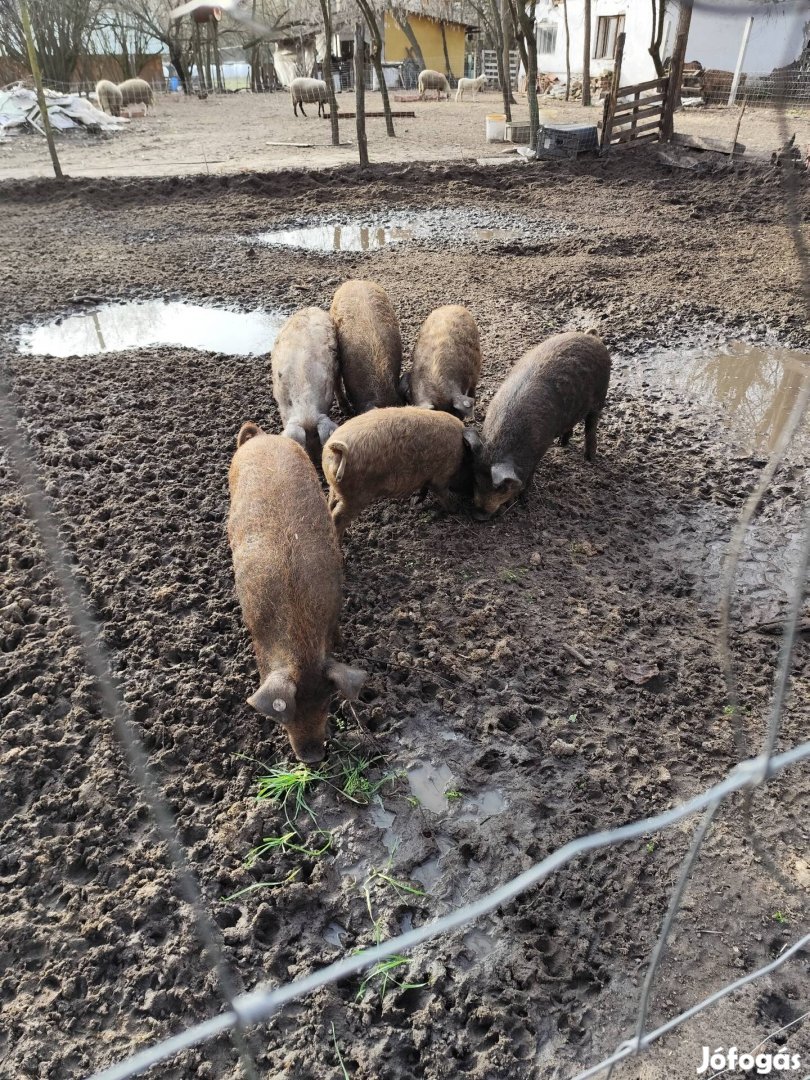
[{"x1": 288, "y1": 733, "x2": 327, "y2": 765}]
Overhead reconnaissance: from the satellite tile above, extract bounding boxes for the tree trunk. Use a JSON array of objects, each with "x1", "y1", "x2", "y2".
[
  {"x1": 212, "y1": 18, "x2": 225, "y2": 93},
  {"x1": 354, "y1": 21, "x2": 369, "y2": 165},
  {"x1": 170, "y1": 43, "x2": 191, "y2": 94},
  {"x1": 582, "y1": 0, "x2": 591, "y2": 105},
  {"x1": 649, "y1": 0, "x2": 666, "y2": 78},
  {"x1": 524, "y1": 6, "x2": 539, "y2": 147},
  {"x1": 318, "y1": 0, "x2": 340, "y2": 146},
  {"x1": 392, "y1": 10, "x2": 426, "y2": 70},
  {"x1": 357, "y1": 0, "x2": 394, "y2": 136},
  {"x1": 489, "y1": 0, "x2": 511, "y2": 121},
  {"x1": 440, "y1": 21, "x2": 454, "y2": 80},
  {"x1": 563, "y1": 0, "x2": 571, "y2": 101},
  {"x1": 501, "y1": 0, "x2": 516, "y2": 104}
]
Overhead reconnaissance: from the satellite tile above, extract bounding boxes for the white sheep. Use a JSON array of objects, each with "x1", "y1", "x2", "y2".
[
  {"x1": 118, "y1": 78, "x2": 154, "y2": 108},
  {"x1": 95, "y1": 79, "x2": 123, "y2": 116},
  {"x1": 418, "y1": 69, "x2": 450, "y2": 101},
  {"x1": 290, "y1": 77, "x2": 329, "y2": 118},
  {"x1": 455, "y1": 74, "x2": 488, "y2": 102}
]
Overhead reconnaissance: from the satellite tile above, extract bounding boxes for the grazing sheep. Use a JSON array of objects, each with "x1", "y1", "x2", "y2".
[
  {"x1": 401, "y1": 305, "x2": 482, "y2": 418},
  {"x1": 228, "y1": 422, "x2": 366, "y2": 763},
  {"x1": 95, "y1": 80, "x2": 123, "y2": 116},
  {"x1": 271, "y1": 307, "x2": 339, "y2": 462},
  {"x1": 330, "y1": 280, "x2": 403, "y2": 414},
  {"x1": 455, "y1": 74, "x2": 488, "y2": 102},
  {"x1": 290, "y1": 77, "x2": 329, "y2": 118},
  {"x1": 464, "y1": 331, "x2": 611, "y2": 518},
  {"x1": 118, "y1": 78, "x2": 154, "y2": 108},
  {"x1": 418, "y1": 69, "x2": 450, "y2": 101},
  {"x1": 322, "y1": 407, "x2": 466, "y2": 539}
]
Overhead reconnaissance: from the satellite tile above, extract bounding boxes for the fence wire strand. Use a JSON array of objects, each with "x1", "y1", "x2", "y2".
[{"x1": 3, "y1": 3, "x2": 810, "y2": 1076}]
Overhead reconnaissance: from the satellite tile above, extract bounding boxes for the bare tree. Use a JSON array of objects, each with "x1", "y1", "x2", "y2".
[
  {"x1": 115, "y1": 1, "x2": 195, "y2": 92},
  {"x1": 0, "y1": 0, "x2": 102, "y2": 88},
  {"x1": 487, "y1": 0, "x2": 510, "y2": 119},
  {"x1": 508, "y1": 0, "x2": 538, "y2": 147},
  {"x1": 97, "y1": 7, "x2": 154, "y2": 79},
  {"x1": 356, "y1": 0, "x2": 394, "y2": 136},
  {"x1": 563, "y1": 0, "x2": 570, "y2": 100},
  {"x1": 582, "y1": 0, "x2": 591, "y2": 104},
  {"x1": 318, "y1": 0, "x2": 340, "y2": 145},
  {"x1": 649, "y1": 0, "x2": 666, "y2": 77},
  {"x1": 500, "y1": 0, "x2": 515, "y2": 104},
  {"x1": 354, "y1": 19, "x2": 368, "y2": 164}
]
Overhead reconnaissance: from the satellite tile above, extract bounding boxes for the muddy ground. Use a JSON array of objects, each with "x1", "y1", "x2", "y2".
[
  {"x1": 1, "y1": 154, "x2": 809, "y2": 1080},
  {"x1": 1, "y1": 89, "x2": 807, "y2": 180}
]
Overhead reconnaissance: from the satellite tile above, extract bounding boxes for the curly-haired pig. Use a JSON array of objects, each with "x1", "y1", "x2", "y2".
[
  {"x1": 271, "y1": 307, "x2": 338, "y2": 462},
  {"x1": 330, "y1": 280, "x2": 403, "y2": 414},
  {"x1": 228, "y1": 422, "x2": 366, "y2": 763},
  {"x1": 401, "y1": 304, "x2": 482, "y2": 418},
  {"x1": 321, "y1": 407, "x2": 465, "y2": 538},
  {"x1": 464, "y1": 331, "x2": 611, "y2": 518}
]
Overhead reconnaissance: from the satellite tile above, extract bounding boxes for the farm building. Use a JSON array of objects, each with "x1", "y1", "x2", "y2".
[{"x1": 532, "y1": 0, "x2": 808, "y2": 88}]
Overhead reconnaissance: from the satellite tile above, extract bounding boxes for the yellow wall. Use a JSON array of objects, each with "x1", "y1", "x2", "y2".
[{"x1": 383, "y1": 13, "x2": 466, "y2": 77}]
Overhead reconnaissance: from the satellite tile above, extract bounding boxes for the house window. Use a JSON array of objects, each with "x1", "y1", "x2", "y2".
[
  {"x1": 594, "y1": 14, "x2": 625, "y2": 60},
  {"x1": 537, "y1": 22, "x2": 557, "y2": 55}
]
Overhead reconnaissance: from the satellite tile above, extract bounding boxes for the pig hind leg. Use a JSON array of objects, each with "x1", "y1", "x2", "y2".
[
  {"x1": 558, "y1": 428, "x2": 574, "y2": 446},
  {"x1": 584, "y1": 410, "x2": 601, "y2": 462}
]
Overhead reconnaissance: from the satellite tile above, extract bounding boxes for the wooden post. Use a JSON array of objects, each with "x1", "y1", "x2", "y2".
[
  {"x1": 354, "y1": 21, "x2": 369, "y2": 166},
  {"x1": 599, "y1": 30, "x2": 624, "y2": 153},
  {"x1": 19, "y1": 0, "x2": 63, "y2": 179},
  {"x1": 661, "y1": 27, "x2": 687, "y2": 141},
  {"x1": 728, "y1": 16, "x2": 753, "y2": 106}
]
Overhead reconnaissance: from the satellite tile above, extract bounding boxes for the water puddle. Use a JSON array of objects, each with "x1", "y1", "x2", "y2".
[
  {"x1": 411, "y1": 856, "x2": 441, "y2": 892},
  {"x1": 254, "y1": 209, "x2": 531, "y2": 252},
  {"x1": 635, "y1": 341, "x2": 810, "y2": 455},
  {"x1": 457, "y1": 788, "x2": 507, "y2": 821},
  {"x1": 463, "y1": 929, "x2": 495, "y2": 960},
  {"x1": 323, "y1": 921, "x2": 347, "y2": 948},
  {"x1": 407, "y1": 762, "x2": 455, "y2": 814},
  {"x1": 369, "y1": 799, "x2": 398, "y2": 855},
  {"x1": 18, "y1": 300, "x2": 283, "y2": 358},
  {"x1": 655, "y1": 504, "x2": 804, "y2": 617}
]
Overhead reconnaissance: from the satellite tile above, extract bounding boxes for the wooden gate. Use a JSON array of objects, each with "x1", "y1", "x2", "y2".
[{"x1": 599, "y1": 30, "x2": 688, "y2": 152}]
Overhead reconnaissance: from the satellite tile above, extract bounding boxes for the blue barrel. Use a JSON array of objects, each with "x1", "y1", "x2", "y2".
[{"x1": 168, "y1": 76, "x2": 180, "y2": 92}]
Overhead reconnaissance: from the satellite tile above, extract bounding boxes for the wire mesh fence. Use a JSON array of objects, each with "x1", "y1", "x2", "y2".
[{"x1": 2, "y1": 1, "x2": 810, "y2": 1076}]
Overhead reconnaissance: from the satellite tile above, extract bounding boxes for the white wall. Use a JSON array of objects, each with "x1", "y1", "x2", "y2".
[
  {"x1": 683, "y1": 0, "x2": 807, "y2": 73},
  {"x1": 534, "y1": 0, "x2": 807, "y2": 90}
]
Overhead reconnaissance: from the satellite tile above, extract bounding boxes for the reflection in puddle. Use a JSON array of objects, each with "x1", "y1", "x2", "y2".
[
  {"x1": 407, "y1": 762, "x2": 455, "y2": 814},
  {"x1": 254, "y1": 209, "x2": 526, "y2": 252},
  {"x1": 638, "y1": 341, "x2": 810, "y2": 454},
  {"x1": 458, "y1": 789, "x2": 507, "y2": 820},
  {"x1": 257, "y1": 223, "x2": 414, "y2": 251},
  {"x1": 370, "y1": 799, "x2": 398, "y2": 855},
  {"x1": 18, "y1": 300, "x2": 283, "y2": 358}
]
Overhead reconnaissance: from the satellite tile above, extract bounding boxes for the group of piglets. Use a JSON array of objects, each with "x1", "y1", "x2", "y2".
[{"x1": 228, "y1": 279, "x2": 611, "y2": 763}]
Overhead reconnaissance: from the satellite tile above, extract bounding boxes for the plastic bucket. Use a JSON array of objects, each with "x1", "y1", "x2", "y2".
[
  {"x1": 485, "y1": 113, "x2": 507, "y2": 142},
  {"x1": 168, "y1": 76, "x2": 180, "y2": 92}
]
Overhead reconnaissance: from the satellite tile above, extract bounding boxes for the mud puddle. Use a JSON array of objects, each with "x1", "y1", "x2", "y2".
[
  {"x1": 18, "y1": 300, "x2": 283, "y2": 358},
  {"x1": 633, "y1": 340, "x2": 810, "y2": 455},
  {"x1": 252, "y1": 208, "x2": 544, "y2": 252},
  {"x1": 406, "y1": 762, "x2": 455, "y2": 813},
  {"x1": 655, "y1": 503, "x2": 805, "y2": 621}
]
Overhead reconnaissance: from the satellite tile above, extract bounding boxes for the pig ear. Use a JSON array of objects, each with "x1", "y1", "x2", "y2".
[
  {"x1": 490, "y1": 462, "x2": 520, "y2": 491},
  {"x1": 237, "y1": 421, "x2": 262, "y2": 448},
  {"x1": 247, "y1": 669, "x2": 297, "y2": 720},
  {"x1": 452, "y1": 393, "x2": 474, "y2": 418},
  {"x1": 324, "y1": 660, "x2": 367, "y2": 701},
  {"x1": 463, "y1": 427, "x2": 483, "y2": 458}
]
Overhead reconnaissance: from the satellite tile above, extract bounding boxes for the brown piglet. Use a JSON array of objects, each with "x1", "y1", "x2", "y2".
[
  {"x1": 330, "y1": 279, "x2": 403, "y2": 414},
  {"x1": 401, "y1": 304, "x2": 482, "y2": 418},
  {"x1": 321, "y1": 406, "x2": 466, "y2": 539},
  {"x1": 228, "y1": 422, "x2": 366, "y2": 762}
]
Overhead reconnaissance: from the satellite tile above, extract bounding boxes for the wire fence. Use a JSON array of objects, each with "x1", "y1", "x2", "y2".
[{"x1": 2, "y1": 3, "x2": 810, "y2": 1076}]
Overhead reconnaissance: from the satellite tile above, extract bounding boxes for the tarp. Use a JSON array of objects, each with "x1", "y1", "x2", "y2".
[{"x1": 0, "y1": 85, "x2": 128, "y2": 139}]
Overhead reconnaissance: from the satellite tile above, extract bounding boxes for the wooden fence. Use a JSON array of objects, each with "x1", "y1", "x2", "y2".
[{"x1": 599, "y1": 30, "x2": 688, "y2": 152}]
